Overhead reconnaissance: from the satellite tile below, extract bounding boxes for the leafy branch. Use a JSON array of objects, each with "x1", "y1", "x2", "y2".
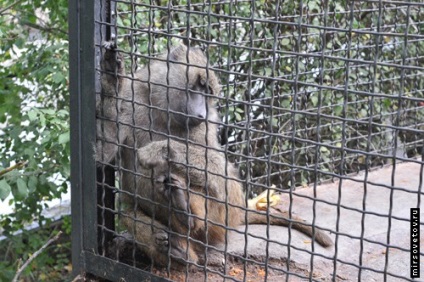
[
  {"x1": 12, "y1": 231, "x2": 62, "y2": 282},
  {"x1": 0, "y1": 0, "x2": 24, "y2": 15},
  {"x1": 0, "y1": 161, "x2": 28, "y2": 178}
]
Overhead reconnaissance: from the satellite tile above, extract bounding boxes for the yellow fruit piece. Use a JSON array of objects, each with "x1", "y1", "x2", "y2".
[{"x1": 248, "y1": 187, "x2": 281, "y2": 211}]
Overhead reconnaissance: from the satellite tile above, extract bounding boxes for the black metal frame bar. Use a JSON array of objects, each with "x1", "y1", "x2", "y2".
[{"x1": 69, "y1": 0, "x2": 97, "y2": 275}]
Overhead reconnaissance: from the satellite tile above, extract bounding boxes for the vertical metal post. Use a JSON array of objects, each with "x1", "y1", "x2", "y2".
[{"x1": 69, "y1": 0, "x2": 97, "y2": 277}]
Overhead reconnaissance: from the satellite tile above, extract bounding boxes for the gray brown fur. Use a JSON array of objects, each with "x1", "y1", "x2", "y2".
[
  {"x1": 98, "y1": 43, "x2": 332, "y2": 267},
  {"x1": 128, "y1": 140, "x2": 333, "y2": 265}
]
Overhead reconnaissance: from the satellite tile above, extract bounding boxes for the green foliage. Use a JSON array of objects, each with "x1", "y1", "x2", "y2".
[
  {"x1": 1, "y1": 109, "x2": 70, "y2": 234},
  {"x1": 0, "y1": 0, "x2": 70, "y2": 241},
  {"x1": 0, "y1": 226, "x2": 72, "y2": 282}
]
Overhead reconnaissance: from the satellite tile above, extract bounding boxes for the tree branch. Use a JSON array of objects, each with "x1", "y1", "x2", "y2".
[
  {"x1": 12, "y1": 231, "x2": 62, "y2": 282},
  {"x1": 22, "y1": 20, "x2": 68, "y2": 35},
  {"x1": 0, "y1": 161, "x2": 28, "y2": 178},
  {"x1": 0, "y1": 0, "x2": 24, "y2": 15}
]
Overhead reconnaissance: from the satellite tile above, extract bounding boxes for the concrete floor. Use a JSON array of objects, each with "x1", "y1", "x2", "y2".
[{"x1": 227, "y1": 161, "x2": 424, "y2": 281}]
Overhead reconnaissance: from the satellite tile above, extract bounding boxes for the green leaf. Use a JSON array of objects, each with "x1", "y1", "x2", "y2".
[
  {"x1": 334, "y1": 105, "x2": 343, "y2": 116},
  {"x1": 28, "y1": 176, "x2": 38, "y2": 193},
  {"x1": 24, "y1": 148, "x2": 35, "y2": 157},
  {"x1": 281, "y1": 98, "x2": 291, "y2": 108},
  {"x1": 16, "y1": 178, "x2": 28, "y2": 199},
  {"x1": 58, "y1": 132, "x2": 70, "y2": 144},
  {"x1": 0, "y1": 179, "x2": 12, "y2": 200},
  {"x1": 310, "y1": 95, "x2": 319, "y2": 106},
  {"x1": 41, "y1": 109, "x2": 56, "y2": 115},
  {"x1": 52, "y1": 72, "x2": 65, "y2": 83},
  {"x1": 281, "y1": 38, "x2": 290, "y2": 46},
  {"x1": 40, "y1": 113, "x2": 46, "y2": 127},
  {"x1": 28, "y1": 110, "x2": 38, "y2": 121}
]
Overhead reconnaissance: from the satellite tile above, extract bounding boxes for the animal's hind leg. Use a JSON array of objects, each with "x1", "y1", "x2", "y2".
[{"x1": 120, "y1": 207, "x2": 199, "y2": 267}]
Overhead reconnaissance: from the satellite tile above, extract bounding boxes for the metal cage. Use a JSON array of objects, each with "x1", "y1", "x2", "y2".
[{"x1": 70, "y1": 1, "x2": 424, "y2": 281}]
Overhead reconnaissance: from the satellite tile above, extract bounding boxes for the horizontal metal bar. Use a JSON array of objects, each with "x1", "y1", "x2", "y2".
[{"x1": 84, "y1": 252, "x2": 172, "y2": 282}]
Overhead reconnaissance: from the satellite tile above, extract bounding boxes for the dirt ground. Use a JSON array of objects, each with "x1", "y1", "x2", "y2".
[{"x1": 149, "y1": 257, "x2": 315, "y2": 282}]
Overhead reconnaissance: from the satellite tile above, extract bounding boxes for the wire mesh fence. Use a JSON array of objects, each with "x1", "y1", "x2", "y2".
[{"x1": 70, "y1": 0, "x2": 424, "y2": 281}]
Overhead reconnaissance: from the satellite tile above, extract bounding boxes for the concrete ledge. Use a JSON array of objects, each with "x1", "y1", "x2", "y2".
[{"x1": 227, "y1": 161, "x2": 424, "y2": 280}]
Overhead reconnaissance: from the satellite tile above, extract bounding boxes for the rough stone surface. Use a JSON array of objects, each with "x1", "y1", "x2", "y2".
[
  {"x1": 104, "y1": 161, "x2": 424, "y2": 281},
  {"x1": 226, "y1": 161, "x2": 424, "y2": 281}
]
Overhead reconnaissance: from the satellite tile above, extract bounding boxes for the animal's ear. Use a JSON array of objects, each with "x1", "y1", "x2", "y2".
[
  {"x1": 168, "y1": 45, "x2": 188, "y2": 62},
  {"x1": 168, "y1": 45, "x2": 205, "y2": 62},
  {"x1": 156, "y1": 144, "x2": 177, "y2": 162}
]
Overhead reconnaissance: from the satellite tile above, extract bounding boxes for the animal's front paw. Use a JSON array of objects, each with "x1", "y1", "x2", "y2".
[
  {"x1": 152, "y1": 229, "x2": 196, "y2": 262},
  {"x1": 101, "y1": 41, "x2": 124, "y2": 72},
  {"x1": 102, "y1": 40, "x2": 117, "y2": 50}
]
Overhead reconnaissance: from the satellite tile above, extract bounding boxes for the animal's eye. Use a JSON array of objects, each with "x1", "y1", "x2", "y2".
[
  {"x1": 163, "y1": 176, "x2": 173, "y2": 192},
  {"x1": 197, "y1": 76, "x2": 213, "y2": 94}
]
